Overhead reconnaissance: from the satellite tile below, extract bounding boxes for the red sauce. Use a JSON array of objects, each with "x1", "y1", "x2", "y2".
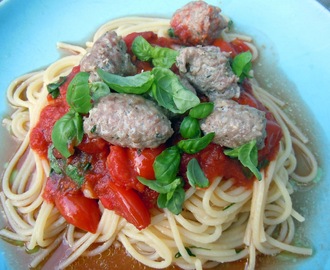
[
  {"x1": 30, "y1": 66, "x2": 80, "y2": 158},
  {"x1": 180, "y1": 143, "x2": 254, "y2": 188},
  {"x1": 29, "y1": 31, "x2": 283, "y2": 234}
]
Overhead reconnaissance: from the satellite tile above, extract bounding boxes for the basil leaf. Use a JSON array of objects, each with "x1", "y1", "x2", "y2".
[
  {"x1": 231, "y1": 51, "x2": 253, "y2": 82},
  {"x1": 178, "y1": 132, "x2": 215, "y2": 154},
  {"x1": 224, "y1": 140, "x2": 261, "y2": 180},
  {"x1": 47, "y1": 145, "x2": 62, "y2": 174},
  {"x1": 66, "y1": 72, "x2": 92, "y2": 114},
  {"x1": 51, "y1": 110, "x2": 84, "y2": 158},
  {"x1": 97, "y1": 69, "x2": 154, "y2": 94},
  {"x1": 152, "y1": 67, "x2": 200, "y2": 114},
  {"x1": 157, "y1": 185, "x2": 185, "y2": 215},
  {"x1": 151, "y1": 77, "x2": 180, "y2": 114},
  {"x1": 189, "y1": 102, "x2": 214, "y2": 119},
  {"x1": 90, "y1": 81, "x2": 110, "y2": 101},
  {"x1": 179, "y1": 116, "x2": 201, "y2": 139},
  {"x1": 151, "y1": 46, "x2": 179, "y2": 68},
  {"x1": 132, "y1": 36, "x2": 179, "y2": 68},
  {"x1": 186, "y1": 158, "x2": 209, "y2": 188},
  {"x1": 153, "y1": 146, "x2": 181, "y2": 184},
  {"x1": 137, "y1": 177, "x2": 182, "y2": 193},
  {"x1": 65, "y1": 164, "x2": 85, "y2": 187},
  {"x1": 131, "y1": 36, "x2": 154, "y2": 62},
  {"x1": 47, "y1": 76, "x2": 67, "y2": 99}
]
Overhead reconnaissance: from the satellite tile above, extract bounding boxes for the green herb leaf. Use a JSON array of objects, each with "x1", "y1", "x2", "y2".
[
  {"x1": 223, "y1": 203, "x2": 235, "y2": 210},
  {"x1": 97, "y1": 69, "x2": 154, "y2": 94},
  {"x1": 178, "y1": 132, "x2": 215, "y2": 154},
  {"x1": 131, "y1": 36, "x2": 154, "y2": 62},
  {"x1": 51, "y1": 110, "x2": 84, "y2": 158},
  {"x1": 137, "y1": 177, "x2": 182, "y2": 194},
  {"x1": 168, "y1": 28, "x2": 176, "y2": 38},
  {"x1": 151, "y1": 67, "x2": 200, "y2": 114},
  {"x1": 151, "y1": 46, "x2": 179, "y2": 69},
  {"x1": 175, "y1": 247, "x2": 196, "y2": 258},
  {"x1": 179, "y1": 116, "x2": 201, "y2": 139},
  {"x1": 186, "y1": 158, "x2": 209, "y2": 188},
  {"x1": 47, "y1": 145, "x2": 62, "y2": 174},
  {"x1": 90, "y1": 81, "x2": 110, "y2": 101},
  {"x1": 65, "y1": 164, "x2": 85, "y2": 187},
  {"x1": 66, "y1": 72, "x2": 92, "y2": 114},
  {"x1": 132, "y1": 36, "x2": 179, "y2": 68},
  {"x1": 224, "y1": 139, "x2": 261, "y2": 180},
  {"x1": 47, "y1": 76, "x2": 67, "y2": 99},
  {"x1": 231, "y1": 51, "x2": 253, "y2": 82},
  {"x1": 157, "y1": 185, "x2": 185, "y2": 215},
  {"x1": 153, "y1": 146, "x2": 181, "y2": 184},
  {"x1": 189, "y1": 102, "x2": 214, "y2": 119}
]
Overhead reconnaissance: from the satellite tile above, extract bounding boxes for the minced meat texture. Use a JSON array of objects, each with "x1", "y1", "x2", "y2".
[
  {"x1": 80, "y1": 31, "x2": 136, "y2": 82},
  {"x1": 83, "y1": 93, "x2": 174, "y2": 149},
  {"x1": 200, "y1": 99, "x2": 266, "y2": 149},
  {"x1": 176, "y1": 46, "x2": 240, "y2": 101},
  {"x1": 170, "y1": 1, "x2": 227, "y2": 45}
]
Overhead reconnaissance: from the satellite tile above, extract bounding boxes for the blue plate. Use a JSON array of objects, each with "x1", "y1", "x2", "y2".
[{"x1": 0, "y1": 0, "x2": 329, "y2": 269}]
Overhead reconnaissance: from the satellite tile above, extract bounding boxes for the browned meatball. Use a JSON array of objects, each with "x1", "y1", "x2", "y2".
[
  {"x1": 80, "y1": 31, "x2": 136, "y2": 81},
  {"x1": 176, "y1": 46, "x2": 239, "y2": 100},
  {"x1": 83, "y1": 93, "x2": 174, "y2": 149},
  {"x1": 170, "y1": 1, "x2": 227, "y2": 45},
  {"x1": 201, "y1": 99, "x2": 266, "y2": 149}
]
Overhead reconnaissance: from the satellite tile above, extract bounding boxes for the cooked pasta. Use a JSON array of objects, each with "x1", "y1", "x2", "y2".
[{"x1": 0, "y1": 13, "x2": 318, "y2": 270}]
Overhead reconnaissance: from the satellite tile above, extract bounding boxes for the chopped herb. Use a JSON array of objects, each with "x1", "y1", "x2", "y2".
[
  {"x1": 223, "y1": 203, "x2": 235, "y2": 210},
  {"x1": 175, "y1": 247, "x2": 196, "y2": 258},
  {"x1": 90, "y1": 125, "x2": 97, "y2": 134},
  {"x1": 224, "y1": 140, "x2": 261, "y2": 180},
  {"x1": 47, "y1": 76, "x2": 67, "y2": 99},
  {"x1": 65, "y1": 164, "x2": 85, "y2": 187},
  {"x1": 168, "y1": 28, "x2": 176, "y2": 38}
]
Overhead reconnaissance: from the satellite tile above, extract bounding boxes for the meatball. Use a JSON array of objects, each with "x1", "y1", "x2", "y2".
[
  {"x1": 200, "y1": 99, "x2": 266, "y2": 149},
  {"x1": 170, "y1": 1, "x2": 227, "y2": 45},
  {"x1": 83, "y1": 93, "x2": 174, "y2": 149},
  {"x1": 176, "y1": 46, "x2": 239, "y2": 100},
  {"x1": 80, "y1": 31, "x2": 136, "y2": 82}
]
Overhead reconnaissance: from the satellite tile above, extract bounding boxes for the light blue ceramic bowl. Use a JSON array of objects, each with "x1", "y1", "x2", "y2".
[{"x1": 0, "y1": 0, "x2": 329, "y2": 269}]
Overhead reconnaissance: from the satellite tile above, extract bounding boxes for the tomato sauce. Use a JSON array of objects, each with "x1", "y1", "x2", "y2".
[
  {"x1": 30, "y1": 66, "x2": 80, "y2": 158},
  {"x1": 29, "y1": 31, "x2": 282, "y2": 235}
]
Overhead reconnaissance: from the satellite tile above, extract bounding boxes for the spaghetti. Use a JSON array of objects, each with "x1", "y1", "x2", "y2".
[{"x1": 1, "y1": 12, "x2": 318, "y2": 270}]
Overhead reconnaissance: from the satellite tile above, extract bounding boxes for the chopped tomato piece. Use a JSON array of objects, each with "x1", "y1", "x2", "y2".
[
  {"x1": 212, "y1": 38, "x2": 237, "y2": 57},
  {"x1": 107, "y1": 145, "x2": 144, "y2": 192},
  {"x1": 55, "y1": 192, "x2": 101, "y2": 233},
  {"x1": 98, "y1": 181, "x2": 151, "y2": 230},
  {"x1": 230, "y1": 38, "x2": 251, "y2": 54},
  {"x1": 107, "y1": 145, "x2": 165, "y2": 192},
  {"x1": 128, "y1": 146, "x2": 165, "y2": 180},
  {"x1": 77, "y1": 136, "x2": 109, "y2": 154}
]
